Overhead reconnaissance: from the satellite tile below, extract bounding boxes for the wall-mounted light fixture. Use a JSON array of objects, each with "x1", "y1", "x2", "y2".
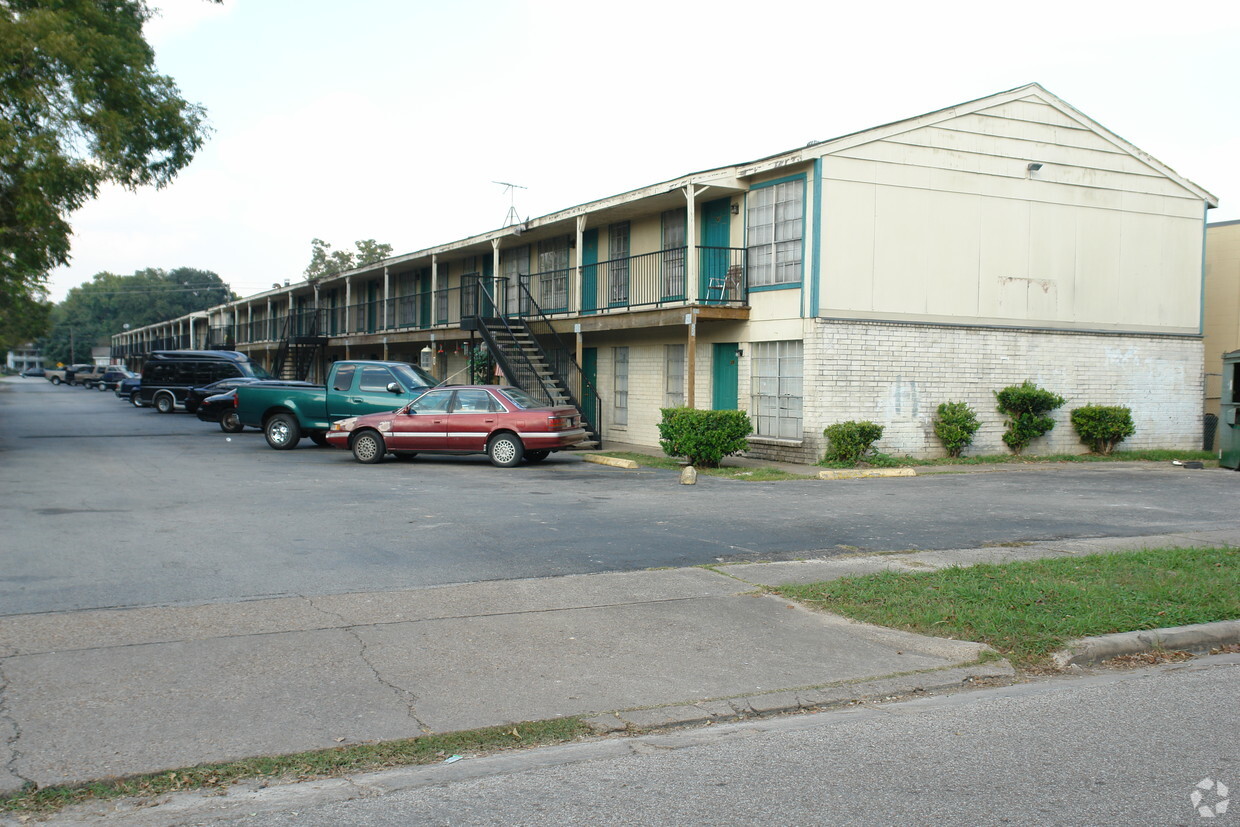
[
  {"x1": 1027, "y1": 162, "x2": 1043, "y2": 172},
  {"x1": 735, "y1": 348, "x2": 744, "y2": 358},
  {"x1": 730, "y1": 203, "x2": 740, "y2": 216}
]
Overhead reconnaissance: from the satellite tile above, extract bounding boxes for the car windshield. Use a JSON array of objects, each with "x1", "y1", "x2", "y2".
[
  {"x1": 239, "y1": 362, "x2": 274, "y2": 379},
  {"x1": 499, "y1": 387, "x2": 545, "y2": 409},
  {"x1": 391, "y1": 363, "x2": 440, "y2": 390}
]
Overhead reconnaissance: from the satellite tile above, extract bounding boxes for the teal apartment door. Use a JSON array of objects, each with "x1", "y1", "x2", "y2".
[
  {"x1": 581, "y1": 229, "x2": 599, "y2": 314},
  {"x1": 581, "y1": 347, "x2": 599, "y2": 428},
  {"x1": 712, "y1": 342, "x2": 739, "y2": 410},
  {"x1": 701, "y1": 198, "x2": 731, "y2": 300}
]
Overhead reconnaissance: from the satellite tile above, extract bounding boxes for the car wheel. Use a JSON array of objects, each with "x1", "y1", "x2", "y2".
[
  {"x1": 97, "y1": 382, "x2": 107, "y2": 392},
  {"x1": 265, "y1": 413, "x2": 301, "y2": 450},
  {"x1": 351, "y1": 430, "x2": 386, "y2": 464},
  {"x1": 220, "y1": 411, "x2": 244, "y2": 433},
  {"x1": 50, "y1": 376, "x2": 61, "y2": 385},
  {"x1": 525, "y1": 450, "x2": 550, "y2": 463},
  {"x1": 308, "y1": 431, "x2": 330, "y2": 447},
  {"x1": 487, "y1": 433, "x2": 524, "y2": 467},
  {"x1": 130, "y1": 392, "x2": 144, "y2": 408},
  {"x1": 154, "y1": 393, "x2": 175, "y2": 414}
]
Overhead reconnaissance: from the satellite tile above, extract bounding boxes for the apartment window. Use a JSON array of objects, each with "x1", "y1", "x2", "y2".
[
  {"x1": 502, "y1": 246, "x2": 529, "y2": 313},
  {"x1": 613, "y1": 347, "x2": 629, "y2": 426},
  {"x1": 746, "y1": 177, "x2": 805, "y2": 288},
  {"x1": 608, "y1": 222, "x2": 630, "y2": 305},
  {"x1": 537, "y1": 237, "x2": 569, "y2": 311},
  {"x1": 436, "y1": 261, "x2": 449, "y2": 323},
  {"x1": 460, "y1": 256, "x2": 480, "y2": 318},
  {"x1": 664, "y1": 344, "x2": 685, "y2": 407},
  {"x1": 750, "y1": 340, "x2": 803, "y2": 439},
  {"x1": 661, "y1": 209, "x2": 686, "y2": 299}
]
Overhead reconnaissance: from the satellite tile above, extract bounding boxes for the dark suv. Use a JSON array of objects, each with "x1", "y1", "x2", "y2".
[{"x1": 140, "y1": 351, "x2": 272, "y2": 414}]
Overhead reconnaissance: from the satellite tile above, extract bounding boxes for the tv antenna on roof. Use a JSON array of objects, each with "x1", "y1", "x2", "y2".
[{"x1": 493, "y1": 181, "x2": 527, "y2": 228}]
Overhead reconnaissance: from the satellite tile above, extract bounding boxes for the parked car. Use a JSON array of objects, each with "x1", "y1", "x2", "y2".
[
  {"x1": 325, "y1": 385, "x2": 586, "y2": 467},
  {"x1": 19, "y1": 366, "x2": 45, "y2": 377},
  {"x1": 45, "y1": 364, "x2": 91, "y2": 385},
  {"x1": 236, "y1": 360, "x2": 439, "y2": 450},
  {"x1": 97, "y1": 367, "x2": 137, "y2": 392},
  {"x1": 196, "y1": 381, "x2": 316, "y2": 432},
  {"x1": 117, "y1": 375, "x2": 143, "y2": 406},
  {"x1": 140, "y1": 350, "x2": 272, "y2": 413},
  {"x1": 183, "y1": 376, "x2": 266, "y2": 414},
  {"x1": 74, "y1": 365, "x2": 110, "y2": 388}
]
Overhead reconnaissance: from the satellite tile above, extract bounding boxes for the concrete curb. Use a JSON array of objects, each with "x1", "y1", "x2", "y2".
[
  {"x1": 580, "y1": 454, "x2": 640, "y2": 470},
  {"x1": 1050, "y1": 620, "x2": 1240, "y2": 668},
  {"x1": 817, "y1": 468, "x2": 917, "y2": 480},
  {"x1": 583, "y1": 660, "x2": 1015, "y2": 734}
]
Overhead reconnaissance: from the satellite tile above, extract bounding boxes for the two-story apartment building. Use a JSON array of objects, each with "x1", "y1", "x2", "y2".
[{"x1": 114, "y1": 83, "x2": 1216, "y2": 461}]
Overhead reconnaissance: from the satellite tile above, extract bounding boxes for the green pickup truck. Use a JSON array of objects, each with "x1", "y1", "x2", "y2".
[{"x1": 235, "y1": 360, "x2": 440, "y2": 450}]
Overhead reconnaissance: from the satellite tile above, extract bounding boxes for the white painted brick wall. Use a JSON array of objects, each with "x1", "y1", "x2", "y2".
[{"x1": 799, "y1": 320, "x2": 1203, "y2": 461}]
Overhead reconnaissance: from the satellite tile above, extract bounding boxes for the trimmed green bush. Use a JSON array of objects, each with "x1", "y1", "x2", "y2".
[
  {"x1": 822, "y1": 421, "x2": 884, "y2": 465},
  {"x1": 995, "y1": 381, "x2": 1065, "y2": 455},
  {"x1": 1070, "y1": 405, "x2": 1135, "y2": 455},
  {"x1": 933, "y1": 401, "x2": 981, "y2": 458},
  {"x1": 658, "y1": 407, "x2": 752, "y2": 468}
]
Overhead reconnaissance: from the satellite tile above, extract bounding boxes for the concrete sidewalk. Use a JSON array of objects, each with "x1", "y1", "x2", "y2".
[{"x1": 2, "y1": 529, "x2": 1238, "y2": 796}]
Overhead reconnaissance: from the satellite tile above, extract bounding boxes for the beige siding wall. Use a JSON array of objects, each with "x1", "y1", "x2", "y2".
[
  {"x1": 1204, "y1": 222, "x2": 1240, "y2": 417},
  {"x1": 818, "y1": 95, "x2": 1205, "y2": 333}
]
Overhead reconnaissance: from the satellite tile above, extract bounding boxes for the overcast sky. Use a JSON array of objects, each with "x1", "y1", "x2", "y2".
[{"x1": 45, "y1": 0, "x2": 1240, "y2": 302}]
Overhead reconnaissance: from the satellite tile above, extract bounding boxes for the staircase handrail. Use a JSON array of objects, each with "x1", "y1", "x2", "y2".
[{"x1": 512, "y1": 280, "x2": 603, "y2": 441}]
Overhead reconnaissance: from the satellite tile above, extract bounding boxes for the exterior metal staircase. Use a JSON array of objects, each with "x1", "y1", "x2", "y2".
[
  {"x1": 272, "y1": 311, "x2": 326, "y2": 381},
  {"x1": 464, "y1": 282, "x2": 602, "y2": 449}
]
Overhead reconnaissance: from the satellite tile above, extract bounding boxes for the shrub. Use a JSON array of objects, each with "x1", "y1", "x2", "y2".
[
  {"x1": 995, "y1": 381, "x2": 1065, "y2": 455},
  {"x1": 822, "y1": 421, "x2": 884, "y2": 465},
  {"x1": 933, "y1": 401, "x2": 981, "y2": 458},
  {"x1": 1070, "y1": 405, "x2": 1135, "y2": 455},
  {"x1": 658, "y1": 408, "x2": 752, "y2": 468}
]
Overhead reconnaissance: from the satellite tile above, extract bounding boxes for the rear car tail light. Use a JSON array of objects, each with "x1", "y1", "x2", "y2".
[{"x1": 547, "y1": 415, "x2": 572, "y2": 430}]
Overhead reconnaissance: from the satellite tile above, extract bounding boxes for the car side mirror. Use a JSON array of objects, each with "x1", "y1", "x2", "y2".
[{"x1": 386, "y1": 382, "x2": 401, "y2": 394}]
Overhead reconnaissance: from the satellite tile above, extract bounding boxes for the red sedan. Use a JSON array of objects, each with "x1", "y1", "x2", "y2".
[{"x1": 326, "y1": 385, "x2": 587, "y2": 467}]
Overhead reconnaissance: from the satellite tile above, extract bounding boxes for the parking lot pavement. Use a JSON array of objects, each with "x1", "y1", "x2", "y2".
[{"x1": 0, "y1": 565, "x2": 996, "y2": 793}]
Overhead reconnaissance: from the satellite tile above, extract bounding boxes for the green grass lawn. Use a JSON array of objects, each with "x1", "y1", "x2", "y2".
[
  {"x1": 820, "y1": 449, "x2": 1217, "y2": 469},
  {"x1": 596, "y1": 451, "x2": 815, "y2": 480},
  {"x1": 2, "y1": 718, "x2": 587, "y2": 816},
  {"x1": 776, "y1": 547, "x2": 1239, "y2": 668}
]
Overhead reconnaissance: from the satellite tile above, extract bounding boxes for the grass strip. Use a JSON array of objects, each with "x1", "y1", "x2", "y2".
[
  {"x1": 819, "y1": 449, "x2": 1216, "y2": 469},
  {"x1": 596, "y1": 451, "x2": 814, "y2": 480},
  {"x1": 776, "y1": 547, "x2": 1239, "y2": 668},
  {"x1": 1, "y1": 717, "x2": 588, "y2": 816}
]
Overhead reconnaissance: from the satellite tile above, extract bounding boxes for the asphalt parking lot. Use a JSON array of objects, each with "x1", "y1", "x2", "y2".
[{"x1": 3, "y1": 376, "x2": 1237, "y2": 616}]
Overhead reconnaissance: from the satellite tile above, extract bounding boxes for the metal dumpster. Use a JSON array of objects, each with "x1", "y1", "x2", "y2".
[{"x1": 1222, "y1": 349, "x2": 1240, "y2": 470}]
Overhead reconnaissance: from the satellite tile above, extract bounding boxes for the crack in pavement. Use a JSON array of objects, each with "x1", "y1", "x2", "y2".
[
  {"x1": 0, "y1": 657, "x2": 34, "y2": 792},
  {"x1": 301, "y1": 595, "x2": 431, "y2": 734}
]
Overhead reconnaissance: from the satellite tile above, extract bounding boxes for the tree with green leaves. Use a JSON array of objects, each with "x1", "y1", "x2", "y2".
[
  {"x1": 304, "y1": 238, "x2": 394, "y2": 281},
  {"x1": 39, "y1": 267, "x2": 234, "y2": 365},
  {"x1": 0, "y1": 286, "x2": 51, "y2": 354},
  {"x1": 0, "y1": 0, "x2": 212, "y2": 345}
]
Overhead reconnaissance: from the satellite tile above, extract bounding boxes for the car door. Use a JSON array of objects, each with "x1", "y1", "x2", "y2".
[
  {"x1": 334, "y1": 365, "x2": 408, "y2": 419},
  {"x1": 446, "y1": 389, "x2": 502, "y2": 451},
  {"x1": 387, "y1": 389, "x2": 454, "y2": 451}
]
